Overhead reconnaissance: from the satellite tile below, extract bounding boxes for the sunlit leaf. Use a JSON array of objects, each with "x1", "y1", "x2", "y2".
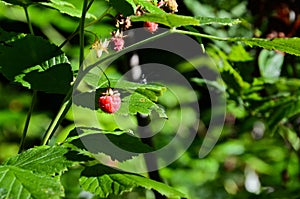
[
  {"x1": 258, "y1": 49, "x2": 284, "y2": 80},
  {"x1": 79, "y1": 164, "x2": 187, "y2": 198},
  {"x1": 1, "y1": 0, "x2": 48, "y2": 6},
  {"x1": 4, "y1": 145, "x2": 74, "y2": 175},
  {"x1": 129, "y1": 0, "x2": 165, "y2": 14},
  {"x1": 195, "y1": 16, "x2": 241, "y2": 26},
  {"x1": 40, "y1": 0, "x2": 96, "y2": 19},
  {"x1": 228, "y1": 44, "x2": 253, "y2": 62},
  {"x1": 236, "y1": 37, "x2": 300, "y2": 57},
  {"x1": 131, "y1": 13, "x2": 199, "y2": 27},
  {"x1": 207, "y1": 46, "x2": 250, "y2": 94},
  {"x1": 131, "y1": 13, "x2": 240, "y2": 27},
  {"x1": 66, "y1": 127, "x2": 153, "y2": 162},
  {"x1": 73, "y1": 79, "x2": 167, "y2": 117},
  {"x1": 0, "y1": 165, "x2": 63, "y2": 199}
]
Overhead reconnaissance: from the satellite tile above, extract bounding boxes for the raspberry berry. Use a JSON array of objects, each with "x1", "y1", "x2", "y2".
[
  {"x1": 98, "y1": 88, "x2": 121, "y2": 113},
  {"x1": 144, "y1": 22, "x2": 158, "y2": 33}
]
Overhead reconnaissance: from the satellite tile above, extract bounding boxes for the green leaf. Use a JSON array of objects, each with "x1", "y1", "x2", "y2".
[
  {"x1": 1, "y1": 0, "x2": 48, "y2": 6},
  {"x1": 66, "y1": 127, "x2": 154, "y2": 162},
  {"x1": 267, "y1": 97, "x2": 300, "y2": 130},
  {"x1": 207, "y1": 46, "x2": 250, "y2": 94},
  {"x1": 131, "y1": 13, "x2": 240, "y2": 28},
  {"x1": 279, "y1": 125, "x2": 300, "y2": 151},
  {"x1": 74, "y1": 79, "x2": 167, "y2": 117},
  {"x1": 0, "y1": 165, "x2": 63, "y2": 199},
  {"x1": 15, "y1": 53, "x2": 72, "y2": 94},
  {"x1": 23, "y1": 62, "x2": 73, "y2": 94},
  {"x1": 191, "y1": 78, "x2": 226, "y2": 92},
  {"x1": 40, "y1": 0, "x2": 96, "y2": 19},
  {"x1": 228, "y1": 44, "x2": 253, "y2": 62},
  {"x1": 4, "y1": 145, "x2": 74, "y2": 175},
  {"x1": 258, "y1": 49, "x2": 284, "y2": 80},
  {"x1": 0, "y1": 28, "x2": 26, "y2": 43},
  {"x1": 131, "y1": 0, "x2": 164, "y2": 14},
  {"x1": 195, "y1": 16, "x2": 241, "y2": 26},
  {"x1": 237, "y1": 37, "x2": 300, "y2": 57},
  {"x1": 118, "y1": 82, "x2": 167, "y2": 118},
  {"x1": 131, "y1": 13, "x2": 199, "y2": 27},
  {"x1": 120, "y1": 92, "x2": 167, "y2": 118},
  {"x1": 0, "y1": 29, "x2": 73, "y2": 93},
  {"x1": 0, "y1": 33, "x2": 62, "y2": 81},
  {"x1": 110, "y1": 0, "x2": 134, "y2": 16},
  {"x1": 125, "y1": 0, "x2": 137, "y2": 11},
  {"x1": 80, "y1": 164, "x2": 187, "y2": 198}
]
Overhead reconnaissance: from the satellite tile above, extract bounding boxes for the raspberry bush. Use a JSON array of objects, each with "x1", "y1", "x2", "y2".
[{"x1": 0, "y1": 0, "x2": 300, "y2": 199}]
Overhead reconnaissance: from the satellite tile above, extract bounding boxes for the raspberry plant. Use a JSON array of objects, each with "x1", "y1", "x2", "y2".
[{"x1": 0, "y1": 0, "x2": 300, "y2": 199}]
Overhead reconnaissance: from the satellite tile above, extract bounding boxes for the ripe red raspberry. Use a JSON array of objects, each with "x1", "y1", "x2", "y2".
[
  {"x1": 144, "y1": 22, "x2": 158, "y2": 33},
  {"x1": 98, "y1": 88, "x2": 121, "y2": 113}
]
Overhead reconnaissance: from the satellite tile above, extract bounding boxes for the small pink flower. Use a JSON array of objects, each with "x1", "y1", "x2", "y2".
[
  {"x1": 144, "y1": 22, "x2": 158, "y2": 33},
  {"x1": 111, "y1": 31, "x2": 125, "y2": 51}
]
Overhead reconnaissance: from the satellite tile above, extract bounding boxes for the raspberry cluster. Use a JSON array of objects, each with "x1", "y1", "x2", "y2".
[{"x1": 93, "y1": 1, "x2": 178, "y2": 114}]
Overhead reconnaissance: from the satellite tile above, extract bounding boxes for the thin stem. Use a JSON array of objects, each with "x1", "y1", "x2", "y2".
[
  {"x1": 58, "y1": 6, "x2": 112, "y2": 49},
  {"x1": 23, "y1": 6, "x2": 34, "y2": 35},
  {"x1": 137, "y1": 114, "x2": 166, "y2": 199},
  {"x1": 171, "y1": 28, "x2": 230, "y2": 41},
  {"x1": 18, "y1": 90, "x2": 37, "y2": 153},
  {"x1": 85, "y1": 7, "x2": 112, "y2": 27},
  {"x1": 58, "y1": 27, "x2": 79, "y2": 49},
  {"x1": 43, "y1": 28, "x2": 171, "y2": 145},
  {"x1": 86, "y1": 0, "x2": 94, "y2": 11},
  {"x1": 41, "y1": 0, "x2": 94, "y2": 145},
  {"x1": 18, "y1": 5, "x2": 36, "y2": 153},
  {"x1": 42, "y1": 89, "x2": 72, "y2": 145},
  {"x1": 79, "y1": 0, "x2": 89, "y2": 67},
  {"x1": 75, "y1": 30, "x2": 172, "y2": 88},
  {"x1": 99, "y1": 67, "x2": 111, "y2": 87}
]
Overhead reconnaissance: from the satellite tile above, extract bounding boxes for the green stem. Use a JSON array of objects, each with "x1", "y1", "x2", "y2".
[
  {"x1": 42, "y1": 89, "x2": 72, "y2": 145},
  {"x1": 75, "y1": 30, "x2": 172, "y2": 87},
  {"x1": 85, "y1": 6, "x2": 112, "y2": 27},
  {"x1": 23, "y1": 6, "x2": 34, "y2": 35},
  {"x1": 41, "y1": 0, "x2": 94, "y2": 145},
  {"x1": 58, "y1": 27, "x2": 79, "y2": 49},
  {"x1": 58, "y1": 6, "x2": 112, "y2": 49},
  {"x1": 86, "y1": 0, "x2": 94, "y2": 11},
  {"x1": 171, "y1": 28, "x2": 231, "y2": 41},
  {"x1": 43, "y1": 26, "x2": 171, "y2": 145},
  {"x1": 18, "y1": 5, "x2": 36, "y2": 153},
  {"x1": 18, "y1": 90, "x2": 37, "y2": 153},
  {"x1": 79, "y1": 0, "x2": 89, "y2": 67}
]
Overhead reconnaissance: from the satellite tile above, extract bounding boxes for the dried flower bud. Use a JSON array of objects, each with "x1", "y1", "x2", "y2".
[
  {"x1": 135, "y1": 5, "x2": 145, "y2": 16},
  {"x1": 116, "y1": 14, "x2": 132, "y2": 31},
  {"x1": 166, "y1": 0, "x2": 178, "y2": 13}
]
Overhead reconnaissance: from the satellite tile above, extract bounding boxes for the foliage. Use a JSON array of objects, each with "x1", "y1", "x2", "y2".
[{"x1": 0, "y1": 0, "x2": 300, "y2": 199}]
